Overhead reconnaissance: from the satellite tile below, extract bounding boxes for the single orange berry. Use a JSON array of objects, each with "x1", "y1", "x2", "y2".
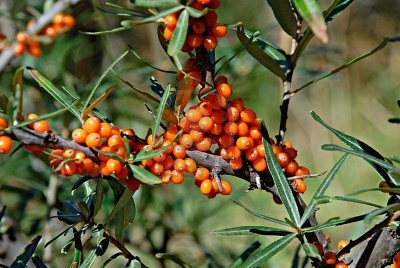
[
  {"x1": 33, "y1": 120, "x2": 50, "y2": 133},
  {"x1": 245, "y1": 147, "x2": 259, "y2": 161},
  {"x1": 164, "y1": 14, "x2": 177, "y2": 29},
  {"x1": 284, "y1": 147, "x2": 298, "y2": 160},
  {"x1": 335, "y1": 262, "x2": 348, "y2": 268},
  {"x1": 293, "y1": 179, "x2": 306, "y2": 194},
  {"x1": 192, "y1": 20, "x2": 206, "y2": 34},
  {"x1": 224, "y1": 121, "x2": 238, "y2": 136},
  {"x1": 200, "y1": 179, "x2": 213, "y2": 195},
  {"x1": 198, "y1": 102, "x2": 213, "y2": 116},
  {"x1": 189, "y1": 129, "x2": 204, "y2": 143},
  {"x1": 0, "y1": 136, "x2": 12, "y2": 153},
  {"x1": 27, "y1": 43, "x2": 42, "y2": 58},
  {"x1": 210, "y1": 123, "x2": 224, "y2": 136},
  {"x1": 85, "y1": 132, "x2": 101, "y2": 148},
  {"x1": 237, "y1": 121, "x2": 249, "y2": 136},
  {"x1": 220, "y1": 180, "x2": 232, "y2": 195},
  {"x1": 83, "y1": 117, "x2": 101, "y2": 133},
  {"x1": 111, "y1": 144, "x2": 127, "y2": 159},
  {"x1": 61, "y1": 162, "x2": 77, "y2": 176},
  {"x1": 295, "y1": 166, "x2": 310, "y2": 177},
  {"x1": 252, "y1": 157, "x2": 267, "y2": 172},
  {"x1": 173, "y1": 144, "x2": 186, "y2": 159},
  {"x1": 179, "y1": 133, "x2": 194, "y2": 149},
  {"x1": 198, "y1": 117, "x2": 213, "y2": 132},
  {"x1": 171, "y1": 169, "x2": 184, "y2": 184},
  {"x1": 204, "y1": 10, "x2": 218, "y2": 26},
  {"x1": 211, "y1": 109, "x2": 226, "y2": 124},
  {"x1": 226, "y1": 107, "x2": 239, "y2": 122},
  {"x1": 195, "y1": 167, "x2": 210, "y2": 181},
  {"x1": 187, "y1": 33, "x2": 203, "y2": 48},
  {"x1": 285, "y1": 161, "x2": 299, "y2": 175},
  {"x1": 203, "y1": 35, "x2": 218, "y2": 50},
  {"x1": 72, "y1": 128, "x2": 87, "y2": 143},
  {"x1": 195, "y1": 137, "x2": 212, "y2": 152},
  {"x1": 208, "y1": 0, "x2": 221, "y2": 9},
  {"x1": 174, "y1": 158, "x2": 187, "y2": 172},
  {"x1": 337, "y1": 240, "x2": 349, "y2": 250},
  {"x1": 323, "y1": 251, "x2": 337, "y2": 265},
  {"x1": 99, "y1": 162, "x2": 112, "y2": 176},
  {"x1": 211, "y1": 23, "x2": 227, "y2": 38},
  {"x1": 16, "y1": 31, "x2": 29, "y2": 43},
  {"x1": 106, "y1": 159, "x2": 122, "y2": 174},
  {"x1": 63, "y1": 148, "x2": 76, "y2": 159},
  {"x1": 108, "y1": 134, "x2": 124, "y2": 148},
  {"x1": 53, "y1": 13, "x2": 64, "y2": 26},
  {"x1": 83, "y1": 158, "x2": 94, "y2": 173},
  {"x1": 229, "y1": 98, "x2": 245, "y2": 112},
  {"x1": 218, "y1": 133, "x2": 235, "y2": 148},
  {"x1": 240, "y1": 109, "x2": 256, "y2": 123},
  {"x1": 62, "y1": 14, "x2": 75, "y2": 27},
  {"x1": 164, "y1": 27, "x2": 173, "y2": 41},
  {"x1": 236, "y1": 137, "x2": 253, "y2": 151},
  {"x1": 14, "y1": 43, "x2": 26, "y2": 56},
  {"x1": 276, "y1": 152, "x2": 290, "y2": 167},
  {"x1": 162, "y1": 155, "x2": 174, "y2": 170},
  {"x1": 149, "y1": 162, "x2": 164, "y2": 176},
  {"x1": 99, "y1": 122, "x2": 112, "y2": 138},
  {"x1": 227, "y1": 146, "x2": 241, "y2": 160},
  {"x1": 217, "y1": 83, "x2": 232, "y2": 98},
  {"x1": 164, "y1": 125, "x2": 179, "y2": 140},
  {"x1": 161, "y1": 170, "x2": 172, "y2": 184},
  {"x1": 230, "y1": 157, "x2": 243, "y2": 170},
  {"x1": 256, "y1": 144, "x2": 265, "y2": 157},
  {"x1": 98, "y1": 146, "x2": 111, "y2": 162},
  {"x1": 187, "y1": 109, "x2": 202, "y2": 123},
  {"x1": 43, "y1": 26, "x2": 57, "y2": 39},
  {"x1": 0, "y1": 117, "x2": 7, "y2": 128},
  {"x1": 185, "y1": 158, "x2": 197, "y2": 173}
]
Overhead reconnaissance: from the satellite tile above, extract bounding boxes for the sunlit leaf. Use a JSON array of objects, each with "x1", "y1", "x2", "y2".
[
  {"x1": 152, "y1": 84, "x2": 172, "y2": 141},
  {"x1": 129, "y1": 164, "x2": 162, "y2": 185}
]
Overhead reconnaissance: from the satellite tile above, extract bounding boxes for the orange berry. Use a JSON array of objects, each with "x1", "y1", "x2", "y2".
[
  {"x1": 0, "y1": 136, "x2": 12, "y2": 153},
  {"x1": 142, "y1": 158, "x2": 154, "y2": 168},
  {"x1": 284, "y1": 147, "x2": 298, "y2": 160},
  {"x1": 245, "y1": 147, "x2": 259, "y2": 161},
  {"x1": 227, "y1": 146, "x2": 241, "y2": 160},
  {"x1": 283, "y1": 141, "x2": 293, "y2": 148},
  {"x1": 189, "y1": 129, "x2": 204, "y2": 143},
  {"x1": 204, "y1": 10, "x2": 218, "y2": 26},
  {"x1": 312, "y1": 242, "x2": 323, "y2": 255},
  {"x1": 236, "y1": 137, "x2": 253, "y2": 151},
  {"x1": 293, "y1": 179, "x2": 306, "y2": 194},
  {"x1": 295, "y1": 166, "x2": 310, "y2": 177},
  {"x1": 163, "y1": 155, "x2": 174, "y2": 170},
  {"x1": 149, "y1": 162, "x2": 164, "y2": 176},
  {"x1": 62, "y1": 14, "x2": 75, "y2": 27},
  {"x1": 187, "y1": 33, "x2": 203, "y2": 48},
  {"x1": 196, "y1": 0, "x2": 211, "y2": 5},
  {"x1": 272, "y1": 144, "x2": 282, "y2": 155},
  {"x1": 179, "y1": 133, "x2": 194, "y2": 149},
  {"x1": 28, "y1": 43, "x2": 42, "y2": 58},
  {"x1": 200, "y1": 179, "x2": 213, "y2": 195},
  {"x1": 72, "y1": 128, "x2": 87, "y2": 143},
  {"x1": 83, "y1": 117, "x2": 101, "y2": 133},
  {"x1": 237, "y1": 121, "x2": 249, "y2": 136},
  {"x1": 211, "y1": 23, "x2": 227, "y2": 38},
  {"x1": 43, "y1": 26, "x2": 57, "y2": 39},
  {"x1": 215, "y1": 94, "x2": 227, "y2": 108},
  {"x1": 33, "y1": 120, "x2": 50, "y2": 133},
  {"x1": 187, "y1": 109, "x2": 202, "y2": 123},
  {"x1": 53, "y1": 13, "x2": 64, "y2": 26},
  {"x1": 323, "y1": 251, "x2": 337, "y2": 265},
  {"x1": 162, "y1": 126, "x2": 177, "y2": 141},
  {"x1": 198, "y1": 102, "x2": 213, "y2": 116},
  {"x1": 256, "y1": 144, "x2": 265, "y2": 157},
  {"x1": 99, "y1": 123, "x2": 112, "y2": 138},
  {"x1": 219, "y1": 133, "x2": 235, "y2": 148},
  {"x1": 116, "y1": 166, "x2": 129, "y2": 180},
  {"x1": 106, "y1": 159, "x2": 122, "y2": 174},
  {"x1": 195, "y1": 167, "x2": 210, "y2": 181},
  {"x1": 63, "y1": 148, "x2": 76, "y2": 159},
  {"x1": 226, "y1": 107, "x2": 239, "y2": 122},
  {"x1": 110, "y1": 144, "x2": 126, "y2": 159},
  {"x1": 208, "y1": 0, "x2": 221, "y2": 9},
  {"x1": 100, "y1": 162, "x2": 112, "y2": 176},
  {"x1": 164, "y1": 14, "x2": 177, "y2": 29},
  {"x1": 83, "y1": 158, "x2": 94, "y2": 173},
  {"x1": 230, "y1": 157, "x2": 243, "y2": 170},
  {"x1": 16, "y1": 31, "x2": 29, "y2": 43},
  {"x1": 229, "y1": 98, "x2": 245, "y2": 112},
  {"x1": 174, "y1": 158, "x2": 187, "y2": 172},
  {"x1": 224, "y1": 122, "x2": 238, "y2": 136},
  {"x1": 192, "y1": 20, "x2": 206, "y2": 34},
  {"x1": 98, "y1": 146, "x2": 111, "y2": 162},
  {"x1": 14, "y1": 43, "x2": 26, "y2": 56},
  {"x1": 203, "y1": 35, "x2": 218, "y2": 50},
  {"x1": 276, "y1": 152, "x2": 290, "y2": 167},
  {"x1": 211, "y1": 109, "x2": 226, "y2": 124},
  {"x1": 88, "y1": 163, "x2": 100, "y2": 177},
  {"x1": 210, "y1": 123, "x2": 223, "y2": 136},
  {"x1": 198, "y1": 117, "x2": 213, "y2": 132},
  {"x1": 164, "y1": 27, "x2": 173, "y2": 41},
  {"x1": 85, "y1": 132, "x2": 102, "y2": 148},
  {"x1": 285, "y1": 161, "x2": 298, "y2": 175},
  {"x1": 240, "y1": 109, "x2": 256, "y2": 123},
  {"x1": 161, "y1": 170, "x2": 172, "y2": 184},
  {"x1": 252, "y1": 157, "x2": 267, "y2": 171},
  {"x1": 249, "y1": 126, "x2": 262, "y2": 140},
  {"x1": 217, "y1": 83, "x2": 232, "y2": 98},
  {"x1": 0, "y1": 117, "x2": 7, "y2": 128},
  {"x1": 61, "y1": 162, "x2": 77, "y2": 176},
  {"x1": 108, "y1": 134, "x2": 124, "y2": 148},
  {"x1": 171, "y1": 169, "x2": 184, "y2": 184},
  {"x1": 173, "y1": 144, "x2": 186, "y2": 159},
  {"x1": 195, "y1": 137, "x2": 212, "y2": 152},
  {"x1": 337, "y1": 240, "x2": 349, "y2": 250},
  {"x1": 221, "y1": 180, "x2": 232, "y2": 195},
  {"x1": 110, "y1": 126, "x2": 120, "y2": 136},
  {"x1": 335, "y1": 262, "x2": 348, "y2": 268},
  {"x1": 185, "y1": 158, "x2": 197, "y2": 173}
]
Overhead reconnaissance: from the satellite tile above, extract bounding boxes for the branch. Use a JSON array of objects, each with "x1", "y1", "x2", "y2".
[{"x1": 0, "y1": 0, "x2": 81, "y2": 73}]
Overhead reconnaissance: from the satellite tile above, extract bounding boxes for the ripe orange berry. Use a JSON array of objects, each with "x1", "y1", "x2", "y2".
[
  {"x1": 171, "y1": 169, "x2": 184, "y2": 184},
  {"x1": 14, "y1": 43, "x2": 26, "y2": 56},
  {"x1": 229, "y1": 98, "x2": 245, "y2": 112},
  {"x1": 221, "y1": 180, "x2": 232, "y2": 195},
  {"x1": 217, "y1": 83, "x2": 232, "y2": 98},
  {"x1": 249, "y1": 126, "x2": 262, "y2": 140},
  {"x1": 192, "y1": 20, "x2": 206, "y2": 34},
  {"x1": 230, "y1": 157, "x2": 243, "y2": 170},
  {"x1": 284, "y1": 147, "x2": 298, "y2": 160},
  {"x1": 62, "y1": 14, "x2": 75, "y2": 27},
  {"x1": 149, "y1": 162, "x2": 164, "y2": 176},
  {"x1": 163, "y1": 125, "x2": 178, "y2": 140},
  {"x1": 108, "y1": 134, "x2": 124, "y2": 148},
  {"x1": 210, "y1": 123, "x2": 223, "y2": 136},
  {"x1": 99, "y1": 123, "x2": 112, "y2": 138},
  {"x1": 106, "y1": 159, "x2": 122, "y2": 174},
  {"x1": 211, "y1": 109, "x2": 226, "y2": 124},
  {"x1": 16, "y1": 31, "x2": 29, "y2": 43},
  {"x1": 161, "y1": 170, "x2": 172, "y2": 184},
  {"x1": 85, "y1": 132, "x2": 101, "y2": 148},
  {"x1": 211, "y1": 23, "x2": 227, "y2": 38},
  {"x1": 174, "y1": 158, "x2": 187, "y2": 172},
  {"x1": 215, "y1": 75, "x2": 228, "y2": 87},
  {"x1": 111, "y1": 144, "x2": 127, "y2": 159},
  {"x1": 226, "y1": 107, "x2": 239, "y2": 122},
  {"x1": 200, "y1": 179, "x2": 213, "y2": 195},
  {"x1": 100, "y1": 162, "x2": 112, "y2": 176},
  {"x1": 43, "y1": 26, "x2": 57, "y2": 39},
  {"x1": 187, "y1": 33, "x2": 203, "y2": 48},
  {"x1": 195, "y1": 137, "x2": 212, "y2": 151},
  {"x1": 61, "y1": 162, "x2": 77, "y2": 176},
  {"x1": 179, "y1": 134, "x2": 194, "y2": 149},
  {"x1": 0, "y1": 136, "x2": 12, "y2": 153},
  {"x1": 252, "y1": 157, "x2": 267, "y2": 172},
  {"x1": 276, "y1": 152, "x2": 290, "y2": 167},
  {"x1": 83, "y1": 117, "x2": 101, "y2": 133},
  {"x1": 335, "y1": 262, "x2": 348, "y2": 268},
  {"x1": 185, "y1": 158, "x2": 197, "y2": 173},
  {"x1": 198, "y1": 117, "x2": 213, "y2": 132},
  {"x1": 337, "y1": 240, "x2": 349, "y2": 250},
  {"x1": 240, "y1": 109, "x2": 256, "y2": 123},
  {"x1": 116, "y1": 166, "x2": 129, "y2": 180},
  {"x1": 218, "y1": 133, "x2": 234, "y2": 148},
  {"x1": 98, "y1": 146, "x2": 111, "y2": 162},
  {"x1": 227, "y1": 146, "x2": 241, "y2": 160},
  {"x1": 208, "y1": 0, "x2": 221, "y2": 9},
  {"x1": 72, "y1": 128, "x2": 87, "y2": 143},
  {"x1": 83, "y1": 158, "x2": 94, "y2": 173},
  {"x1": 63, "y1": 148, "x2": 76, "y2": 159},
  {"x1": 173, "y1": 144, "x2": 186, "y2": 159},
  {"x1": 323, "y1": 251, "x2": 337, "y2": 265},
  {"x1": 110, "y1": 126, "x2": 120, "y2": 136},
  {"x1": 295, "y1": 166, "x2": 310, "y2": 177},
  {"x1": 164, "y1": 27, "x2": 173, "y2": 41},
  {"x1": 164, "y1": 14, "x2": 177, "y2": 29},
  {"x1": 198, "y1": 102, "x2": 213, "y2": 116},
  {"x1": 245, "y1": 147, "x2": 259, "y2": 161},
  {"x1": 236, "y1": 137, "x2": 253, "y2": 151},
  {"x1": 28, "y1": 43, "x2": 42, "y2": 58},
  {"x1": 0, "y1": 117, "x2": 7, "y2": 128},
  {"x1": 256, "y1": 144, "x2": 265, "y2": 157},
  {"x1": 53, "y1": 13, "x2": 64, "y2": 26},
  {"x1": 203, "y1": 35, "x2": 218, "y2": 50},
  {"x1": 224, "y1": 122, "x2": 238, "y2": 136},
  {"x1": 285, "y1": 161, "x2": 299, "y2": 174},
  {"x1": 188, "y1": 130, "x2": 203, "y2": 143},
  {"x1": 204, "y1": 10, "x2": 218, "y2": 26},
  {"x1": 33, "y1": 120, "x2": 50, "y2": 133},
  {"x1": 195, "y1": 167, "x2": 210, "y2": 181},
  {"x1": 187, "y1": 109, "x2": 202, "y2": 123},
  {"x1": 237, "y1": 121, "x2": 249, "y2": 136},
  {"x1": 293, "y1": 179, "x2": 306, "y2": 194}
]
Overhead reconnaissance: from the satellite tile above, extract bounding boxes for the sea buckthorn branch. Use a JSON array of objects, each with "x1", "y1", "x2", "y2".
[
  {"x1": 0, "y1": 0, "x2": 80, "y2": 72},
  {"x1": 11, "y1": 126, "x2": 97, "y2": 159}
]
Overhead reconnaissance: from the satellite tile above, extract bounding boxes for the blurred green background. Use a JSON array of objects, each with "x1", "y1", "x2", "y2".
[{"x1": 0, "y1": 0, "x2": 399, "y2": 267}]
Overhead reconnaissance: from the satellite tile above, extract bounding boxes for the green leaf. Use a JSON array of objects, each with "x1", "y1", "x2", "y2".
[
  {"x1": 11, "y1": 235, "x2": 42, "y2": 267},
  {"x1": 316, "y1": 195, "x2": 383, "y2": 209},
  {"x1": 185, "y1": 6, "x2": 208, "y2": 18},
  {"x1": 230, "y1": 242, "x2": 261, "y2": 268},
  {"x1": 302, "y1": 242, "x2": 322, "y2": 261},
  {"x1": 242, "y1": 233, "x2": 297, "y2": 267},
  {"x1": 325, "y1": 0, "x2": 353, "y2": 23},
  {"x1": 0, "y1": 92, "x2": 8, "y2": 113},
  {"x1": 266, "y1": 0, "x2": 297, "y2": 38},
  {"x1": 303, "y1": 213, "x2": 372, "y2": 233},
  {"x1": 80, "y1": 229, "x2": 104, "y2": 268},
  {"x1": 364, "y1": 203, "x2": 400, "y2": 225},
  {"x1": 300, "y1": 154, "x2": 349, "y2": 226},
  {"x1": 232, "y1": 199, "x2": 290, "y2": 227},
  {"x1": 311, "y1": 111, "x2": 397, "y2": 186},
  {"x1": 322, "y1": 144, "x2": 400, "y2": 174},
  {"x1": 93, "y1": 148, "x2": 126, "y2": 162},
  {"x1": 293, "y1": 38, "x2": 393, "y2": 93},
  {"x1": 129, "y1": 164, "x2": 162, "y2": 185},
  {"x1": 81, "y1": 51, "x2": 128, "y2": 119},
  {"x1": 133, "y1": 0, "x2": 179, "y2": 8},
  {"x1": 106, "y1": 188, "x2": 135, "y2": 226},
  {"x1": 292, "y1": 0, "x2": 328, "y2": 43},
  {"x1": 236, "y1": 26, "x2": 287, "y2": 80},
  {"x1": 211, "y1": 226, "x2": 291, "y2": 236},
  {"x1": 261, "y1": 121, "x2": 301, "y2": 227},
  {"x1": 121, "y1": 5, "x2": 184, "y2": 27},
  {"x1": 81, "y1": 26, "x2": 130, "y2": 36},
  {"x1": 168, "y1": 9, "x2": 189, "y2": 56},
  {"x1": 27, "y1": 67, "x2": 81, "y2": 119},
  {"x1": 155, "y1": 253, "x2": 191, "y2": 268},
  {"x1": 152, "y1": 84, "x2": 172, "y2": 141}
]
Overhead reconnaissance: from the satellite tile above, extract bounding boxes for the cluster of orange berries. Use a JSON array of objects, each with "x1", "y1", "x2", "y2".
[
  {"x1": 14, "y1": 13, "x2": 75, "y2": 57},
  {"x1": 311, "y1": 237, "x2": 349, "y2": 267},
  {"x1": 163, "y1": 0, "x2": 226, "y2": 52},
  {"x1": 0, "y1": 117, "x2": 12, "y2": 154}
]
